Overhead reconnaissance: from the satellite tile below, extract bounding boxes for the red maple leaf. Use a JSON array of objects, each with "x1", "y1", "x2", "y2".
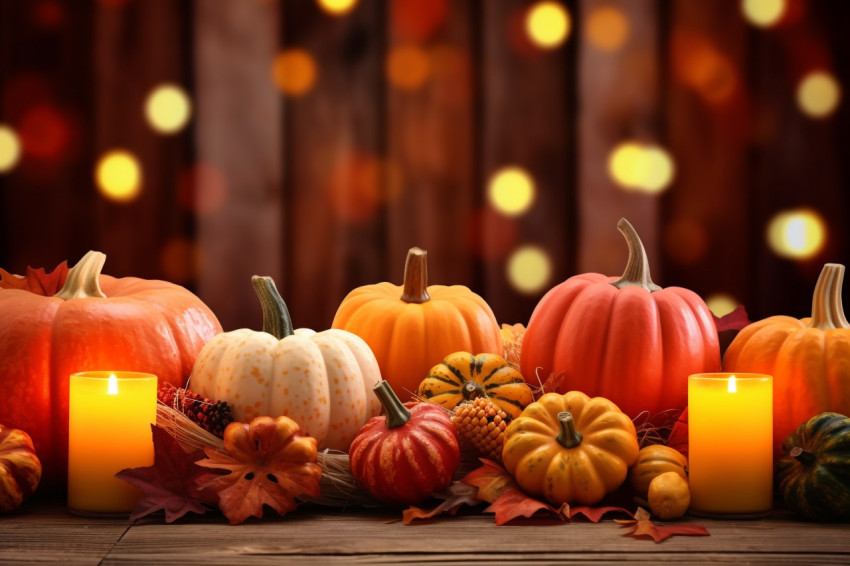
[
  {"x1": 485, "y1": 487, "x2": 567, "y2": 525},
  {"x1": 568, "y1": 505, "x2": 634, "y2": 523},
  {"x1": 616, "y1": 507, "x2": 710, "y2": 542},
  {"x1": 115, "y1": 425, "x2": 213, "y2": 523},
  {"x1": 0, "y1": 261, "x2": 69, "y2": 295},
  {"x1": 712, "y1": 305, "x2": 751, "y2": 332}
]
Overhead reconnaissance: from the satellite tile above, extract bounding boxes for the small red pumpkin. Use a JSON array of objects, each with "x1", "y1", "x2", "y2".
[
  {"x1": 520, "y1": 219, "x2": 720, "y2": 422},
  {"x1": 349, "y1": 381, "x2": 460, "y2": 505},
  {"x1": 0, "y1": 251, "x2": 222, "y2": 489}
]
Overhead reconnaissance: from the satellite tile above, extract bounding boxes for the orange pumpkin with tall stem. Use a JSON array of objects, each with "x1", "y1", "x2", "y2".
[{"x1": 0, "y1": 251, "x2": 222, "y2": 489}]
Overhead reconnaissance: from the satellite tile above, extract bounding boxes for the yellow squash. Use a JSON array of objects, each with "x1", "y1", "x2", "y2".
[{"x1": 501, "y1": 391, "x2": 639, "y2": 506}]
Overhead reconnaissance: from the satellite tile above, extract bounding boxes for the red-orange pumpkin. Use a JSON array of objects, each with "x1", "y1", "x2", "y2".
[
  {"x1": 520, "y1": 219, "x2": 721, "y2": 422},
  {"x1": 0, "y1": 251, "x2": 222, "y2": 490}
]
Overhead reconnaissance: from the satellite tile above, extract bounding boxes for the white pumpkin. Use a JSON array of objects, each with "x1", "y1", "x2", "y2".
[{"x1": 189, "y1": 276, "x2": 382, "y2": 451}]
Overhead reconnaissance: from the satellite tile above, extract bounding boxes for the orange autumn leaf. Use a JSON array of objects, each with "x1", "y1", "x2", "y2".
[
  {"x1": 0, "y1": 261, "x2": 69, "y2": 295},
  {"x1": 485, "y1": 486, "x2": 567, "y2": 525},
  {"x1": 461, "y1": 458, "x2": 518, "y2": 503},
  {"x1": 568, "y1": 505, "x2": 634, "y2": 523},
  {"x1": 616, "y1": 507, "x2": 710, "y2": 542},
  {"x1": 196, "y1": 415, "x2": 322, "y2": 525}
]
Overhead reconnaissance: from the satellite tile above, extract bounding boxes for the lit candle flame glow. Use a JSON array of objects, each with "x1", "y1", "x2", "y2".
[
  {"x1": 108, "y1": 374, "x2": 119, "y2": 395},
  {"x1": 728, "y1": 375, "x2": 737, "y2": 394}
]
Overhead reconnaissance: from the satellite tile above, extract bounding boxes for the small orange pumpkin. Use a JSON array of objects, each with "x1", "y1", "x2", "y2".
[
  {"x1": 332, "y1": 248, "x2": 502, "y2": 400},
  {"x1": 723, "y1": 263, "x2": 850, "y2": 455},
  {"x1": 0, "y1": 424, "x2": 42, "y2": 513}
]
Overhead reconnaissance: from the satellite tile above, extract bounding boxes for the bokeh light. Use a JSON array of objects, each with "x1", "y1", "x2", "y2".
[
  {"x1": 18, "y1": 104, "x2": 71, "y2": 160},
  {"x1": 796, "y1": 71, "x2": 841, "y2": 119},
  {"x1": 96, "y1": 150, "x2": 142, "y2": 203},
  {"x1": 487, "y1": 166, "x2": 536, "y2": 216},
  {"x1": 741, "y1": 0, "x2": 786, "y2": 28},
  {"x1": 766, "y1": 209, "x2": 827, "y2": 260},
  {"x1": 159, "y1": 237, "x2": 199, "y2": 284},
  {"x1": 386, "y1": 45, "x2": 431, "y2": 91},
  {"x1": 465, "y1": 208, "x2": 518, "y2": 261},
  {"x1": 177, "y1": 163, "x2": 228, "y2": 215},
  {"x1": 507, "y1": 245, "x2": 552, "y2": 295},
  {"x1": 326, "y1": 153, "x2": 395, "y2": 223},
  {"x1": 586, "y1": 6, "x2": 629, "y2": 51},
  {"x1": 391, "y1": 0, "x2": 447, "y2": 42},
  {"x1": 608, "y1": 142, "x2": 675, "y2": 194},
  {"x1": 706, "y1": 293, "x2": 739, "y2": 318},
  {"x1": 145, "y1": 84, "x2": 192, "y2": 134},
  {"x1": 317, "y1": 0, "x2": 358, "y2": 16},
  {"x1": 0, "y1": 125, "x2": 22, "y2": 173},
  {"x1": 672, "y1": 31, "x2": 738, "y2": 104},
  {"x1": 272, "y1": 49, "x2": 318, "y2": 97},
  {"x1": 526, "y1": 1, "x2": 571, "y2": 50}
]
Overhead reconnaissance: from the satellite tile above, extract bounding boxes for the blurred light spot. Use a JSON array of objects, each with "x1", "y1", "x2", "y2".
[
  {"x1": 767, "y1": 209, "x2": 827, "y2": 260},
  {"x1": 465, "y1": 208, "x2": 518, "y2": 261},
  {"x1": 177, "y1": 163, "x2": 228, "y2": 216},
  {"x1": 796, "y1": 71, "x2": 841, "y2": 119},
  {"x1": 664, "y1": 218, "x2": 709, "y2": 265},
  {"x1": 672, "y1": 31, "x2": 738, "y2": 104},
  {"x1": 391, "y1": 0, "x2": 447, "y2": 42},
  {"x1": 144, "y1": 84, "x2": 192, "y2": 134},
  {"x1": 317, "y1": 0, "x2": 358, "y2": 16},
  {"x1": 706, "y1": 293, "x2": 739, "y2": 318},
  {"x1": 586, "y1": 6, "x2": 629, "y2": 51},
  {"x1": 488, "y1": 166, "x2": 536, "y2": 216},
  {"x1": 96, "y1": 150, "x2": 142, "y2": 203},
  {"x1": 326, "y1": 153, "x2": 385, "y2": 223},
  {"x1": 741, "y1": 0, "x2": 786, "y2": 28},
  {"x1": 19, "y1": 104, "x2": 71, "y2": 160},
  {"x1": 272, "y1": 49, "x2": 318, "y2": 97},
  {"x1": 386, "y1": 45, "x2": 431, "y2": 91},
  {"x1": 430, "y1": 45, "x2": 473, "y2": 107},
  {"x1": 507, "y1": 246, "x2": 552, "y2": 295},
  {"x1": 526, "y1": 1, "x2": 571, "y2": 49},
  {"x1": 33, "y1": 1, "x2": 65, "y2": 28},
  {"x1": 159, "y1": 238, "x2": 199, "y2": 284},
  {"x1": 0, "y1": 125, "x2": 22, "y2": 173},
  {"x1": 608, "y1": 142, "x2": 675, "y2": 194}
]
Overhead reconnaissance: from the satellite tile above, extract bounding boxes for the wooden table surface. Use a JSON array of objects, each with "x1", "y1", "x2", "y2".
[{"x1": 2, "y1": 497, "x2": 849, "y2": 565}]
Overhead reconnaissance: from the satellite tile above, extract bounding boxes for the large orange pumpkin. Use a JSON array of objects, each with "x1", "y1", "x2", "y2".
[
  {"x1": 332, "y1": 247, "x2": 502, "y2": 400},
  {"x1": 723, "y1": 262, "x2": 850, "y2": 456},
  {"x1": 0, "y1": 251, "x2": 222, "y2": 490},
  {"x1": 520, "y1": 219, "x2": 721, "y2": 422}
]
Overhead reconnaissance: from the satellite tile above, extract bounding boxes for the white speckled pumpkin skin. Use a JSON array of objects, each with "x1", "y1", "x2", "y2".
[{"x1": 189, "y1": 327, "x2": 382, "y2": 451}]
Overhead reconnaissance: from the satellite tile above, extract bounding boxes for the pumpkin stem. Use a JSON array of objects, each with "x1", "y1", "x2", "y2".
[
  {"x1": 610, "y1": 218, "x2": 662, "y2": 292},
  {"x1": 54, "y1": 250, "x2": 108, "y2": 300},
  {"x1": 400, "y1": 247, "x2": 430, "y2": 304},
  {"x1": 462, "y1": 381, "x2": 486, "y2": 401},
  {"x1": 251, "y1": 275, "x2": 294, "y2": 339},
  {"x1": 790, "y1": 446, "x2": 817, "y2": 467},
  {"x1": 555, "y1": 411, "x2": 583, "y2": 449},
  {"x1": 808, "y1": 263, "x2": 849, "y2": 330},
  {"x1": 373, "y1": 380, "x2": 411, "y2": 429}
]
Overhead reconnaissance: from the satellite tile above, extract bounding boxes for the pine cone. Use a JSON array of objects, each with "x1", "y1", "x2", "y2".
[
  {"x1": 451, "y1": 397, "x2": 510, "y2": 462},
  {"x1": 157, "y1": 383, "x2": 233, "y2": 438}
]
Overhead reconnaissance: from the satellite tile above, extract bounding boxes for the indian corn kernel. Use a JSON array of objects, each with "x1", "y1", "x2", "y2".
[{"x1": 451, "y1": 397, "x2": 510, "y2": 462}]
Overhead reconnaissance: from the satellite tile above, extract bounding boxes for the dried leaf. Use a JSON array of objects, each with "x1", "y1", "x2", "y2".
[
  {"x1": 616, "y1": 507, "x2": 710, "y2": 542},
  {"x1": 461, "y1": 458, "x2": 517, "y2": 503},
  {"x1": 196, "y1": 416, "x2": 322, "y2": 525},
  {"x1": 500, "y1": 323, "x2": 525, "y2": 369},
  {"x1": 568, "y1": 505, "x2": 634, "y2": 523},
  {"x1": 403, "y1": 481, "x2": 482, "y2": 524},
  {"x1": 115, "y1": 425, "x2": 212, "y2": 523},
  {"x1": 485, "y1": 486, "x2": 567, "y2": 525},
  {"x1": 0, "y1": 261, "x2": 69, "y2": 295},
  {"x1": 713, "y1": 305, "x2": 751, "y2": 332}
]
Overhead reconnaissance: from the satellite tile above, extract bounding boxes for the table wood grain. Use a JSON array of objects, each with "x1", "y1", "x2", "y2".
[{"x1": 2, "y1": 498, "x2": 848, "y2": 565}]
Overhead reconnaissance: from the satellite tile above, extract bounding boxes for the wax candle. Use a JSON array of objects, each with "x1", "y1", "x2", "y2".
[
  {"x1": 68, "y1": 371, "x2": 157, "y2": 516},
  {"x1": 688, "y1": 373, "x2": 773, "y2": 517}
]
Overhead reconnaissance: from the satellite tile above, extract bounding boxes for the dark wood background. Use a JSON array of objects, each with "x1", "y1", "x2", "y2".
[{"x1": 1, "y1": 0, "x2": 848, "y2": 333}]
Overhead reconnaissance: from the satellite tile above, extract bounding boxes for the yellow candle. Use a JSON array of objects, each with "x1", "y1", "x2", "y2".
[
  {"x1": 68, "y1": 371, "x2": 157, "y2": 516},
  {"x1": 688, "y1": 373, "x2": 773, "y2": 517}
]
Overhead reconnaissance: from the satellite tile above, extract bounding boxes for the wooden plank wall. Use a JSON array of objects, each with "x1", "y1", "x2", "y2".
[{"x1": 1, "y1": 0, "x2": 848, "y2": 334}]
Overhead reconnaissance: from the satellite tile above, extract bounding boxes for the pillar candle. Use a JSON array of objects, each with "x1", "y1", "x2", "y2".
[
  {"x1": 688, "y1": 373, "x2": 773, "y2": 517},
  {"x1": 68, "y1": 371, "x2": 157, "y2": 516}
]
